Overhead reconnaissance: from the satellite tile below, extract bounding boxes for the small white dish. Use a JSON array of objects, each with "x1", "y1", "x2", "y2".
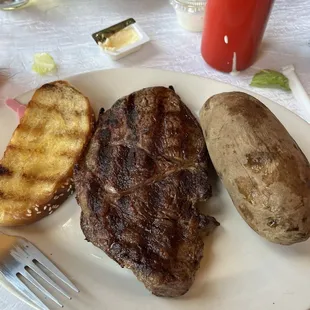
[{"x1": 99, "y1": 23, "x2": 150, "y2": 61}]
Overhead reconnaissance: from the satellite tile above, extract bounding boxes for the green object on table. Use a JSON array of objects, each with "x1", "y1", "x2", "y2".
[
  {"x1": 250, "y1": 69, "x2": 291, "y2": 91},
  {"x1": 32, "y1": 53, "x2": 57, "y2": 75}
]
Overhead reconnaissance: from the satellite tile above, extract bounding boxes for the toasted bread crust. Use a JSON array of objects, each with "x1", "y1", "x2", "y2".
[
  {"x1": 0, "y1": 176, "x2": 75, "y2": 226},
  {"x1": 0, "y1": 81, "x2": 95, "y2": 226}
]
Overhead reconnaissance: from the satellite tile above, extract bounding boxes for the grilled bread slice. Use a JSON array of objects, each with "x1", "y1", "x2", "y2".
[{"x1": 0, "y1": 81, "x2": 95, "y2": 226}]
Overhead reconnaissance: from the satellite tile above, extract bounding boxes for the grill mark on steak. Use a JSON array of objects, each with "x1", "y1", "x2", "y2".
[
  {"x1": 113, "y1": 145, "x2": 131, "y2": 191},
  {"x1": 87, "y1": 179, "x2": 103, "y2": 214},
  {"x1": 125, "y1": 93, "x2": 138, "y2": 141},
  {"x1": 98, "y1": 145, "x2": 113, "y2": 181},
  {"x1": 152, "y1": 98, "x2": 166, "y2": 156},
  {"x1": 74, "y1": 86, "x2": 219, "y2": 298},
  {"x1": 98, "y1": 127, "x2": 111, "y2": 145}
]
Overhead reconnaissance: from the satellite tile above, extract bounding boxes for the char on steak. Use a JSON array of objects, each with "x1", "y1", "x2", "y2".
[{"x1": 74, "y1": 86, "x2": 219, "y2": 297}]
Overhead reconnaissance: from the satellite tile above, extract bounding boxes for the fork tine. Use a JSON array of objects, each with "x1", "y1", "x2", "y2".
[
  {"x1": 20, "y1": 269, "x2": 63, "y2": 307},
  {"x1": 0, "y1": 270, "x2": 50, "y2": 310},
  {"x1": 10, "y1": 241, "x2": 72, "y2": 299},
  {"x1": 20, "y1": 238, "x2": 79, "y2": 293},
  {"x1": 27, "y1": 261, "x2": 72, "y2": 300}
]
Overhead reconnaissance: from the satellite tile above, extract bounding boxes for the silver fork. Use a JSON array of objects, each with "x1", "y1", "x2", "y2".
[{"x1": 0, "y1": 233, "x2": 79, "y2": 310}]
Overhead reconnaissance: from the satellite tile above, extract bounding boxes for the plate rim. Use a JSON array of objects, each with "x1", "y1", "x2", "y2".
[{"x1": 15, "y1": 67, "x2": 309, "y2": 128}]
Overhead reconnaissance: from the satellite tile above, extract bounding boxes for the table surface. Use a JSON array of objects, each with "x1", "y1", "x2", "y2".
[{"x1": 0, "y1": 0, "x2": 310, "y2": 309}]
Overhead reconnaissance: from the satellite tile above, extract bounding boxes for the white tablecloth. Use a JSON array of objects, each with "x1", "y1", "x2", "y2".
[{"x1": 0, "y1": 0, "x2": 309, "y2": 309}]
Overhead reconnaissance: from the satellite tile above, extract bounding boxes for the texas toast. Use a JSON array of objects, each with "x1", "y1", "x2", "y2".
[{"x1": 0, "y1": 81, "x2": 95, "y2": 226}]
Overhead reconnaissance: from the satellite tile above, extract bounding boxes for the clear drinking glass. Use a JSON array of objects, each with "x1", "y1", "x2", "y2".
[{"x1": 0, "y1": 0, "x2": 29, "y2": 10}]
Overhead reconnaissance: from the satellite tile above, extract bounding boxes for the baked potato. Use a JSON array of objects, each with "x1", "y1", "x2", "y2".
[{"x1": 199, "y1": 91, "x2": 310, "y2": 245}]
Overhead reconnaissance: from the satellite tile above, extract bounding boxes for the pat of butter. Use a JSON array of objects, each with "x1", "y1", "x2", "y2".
[{"x1": 100, "y1": 26, "x2": 140, "y2": 52}]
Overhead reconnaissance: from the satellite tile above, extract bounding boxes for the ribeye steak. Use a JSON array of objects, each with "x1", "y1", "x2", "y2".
[{"x1": 74, "y1": 86, "x2": 219, "y2": 297}]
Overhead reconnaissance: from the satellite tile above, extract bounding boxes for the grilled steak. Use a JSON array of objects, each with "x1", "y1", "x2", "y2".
[{"x1": 74, "y1": 86, "x2": 219, "y2": 297}]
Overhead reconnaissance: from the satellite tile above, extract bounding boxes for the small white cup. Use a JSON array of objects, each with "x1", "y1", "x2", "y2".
[{"x1": 170, "y1": 0, "x2": 207, "y2": 32}]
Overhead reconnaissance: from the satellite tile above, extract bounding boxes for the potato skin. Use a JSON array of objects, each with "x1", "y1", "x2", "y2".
[{"x1": 200, "y1": 92, "x2": 310, "y2": 245}]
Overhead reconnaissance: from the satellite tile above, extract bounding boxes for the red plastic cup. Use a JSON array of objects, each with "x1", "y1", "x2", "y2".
[{"x1": 201, "y1": 0, "x2": 275, "y2": 73}]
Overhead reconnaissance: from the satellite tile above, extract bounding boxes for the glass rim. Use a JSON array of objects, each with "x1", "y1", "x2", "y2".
[{"x1": 170, "y1": 0, "x2": 206, "y2": 13}]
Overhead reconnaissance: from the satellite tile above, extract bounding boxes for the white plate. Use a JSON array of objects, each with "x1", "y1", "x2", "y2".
[{"x1": 1, "y1": 68, "x2": 310, "y2": 310}]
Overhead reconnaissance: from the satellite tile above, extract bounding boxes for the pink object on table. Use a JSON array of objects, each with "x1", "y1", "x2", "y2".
[{"x1": 5, "y1": 98, "x2": 27, "y2": 121}]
